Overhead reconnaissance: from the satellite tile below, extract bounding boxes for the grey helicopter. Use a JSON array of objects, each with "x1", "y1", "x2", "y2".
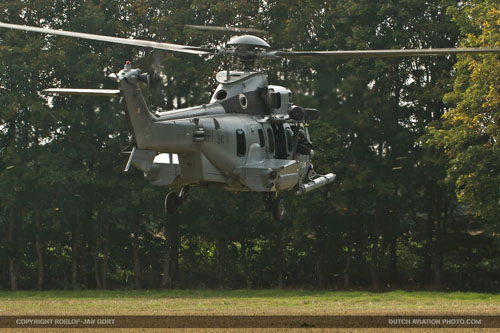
[{"x1": 1, "y1": 21, "x2": 499, "y2": 221}]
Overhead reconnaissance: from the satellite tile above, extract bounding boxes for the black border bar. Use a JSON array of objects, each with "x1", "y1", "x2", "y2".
[{"x1": 1, "y1": 315, "x2": 499, "y2": 328}]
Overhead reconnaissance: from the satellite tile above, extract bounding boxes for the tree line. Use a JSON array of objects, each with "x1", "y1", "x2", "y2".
[{"x1": 1, "y1": 0, "x2": 499, "y2": 291}]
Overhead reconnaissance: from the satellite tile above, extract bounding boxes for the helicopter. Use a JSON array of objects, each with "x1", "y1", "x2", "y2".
[{"x1": 1, "y1": 22, "x2": 499, "y2": 221}]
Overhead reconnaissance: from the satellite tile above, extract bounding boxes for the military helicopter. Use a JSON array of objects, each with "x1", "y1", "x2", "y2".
[{"x1": 1, "y1": 22, "x2": 499, "y2": 221}]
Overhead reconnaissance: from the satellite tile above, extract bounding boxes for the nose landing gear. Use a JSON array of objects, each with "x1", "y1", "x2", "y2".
[{"x1": 263, "y1": 192, "x2": 286, "y2": 221}]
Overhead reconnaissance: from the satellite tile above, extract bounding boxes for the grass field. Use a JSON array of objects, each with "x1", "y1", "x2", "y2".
[
  {"x1": 1, "y1": 290, "x2": 499, "y2": 332},
  {"x1": 1, "y1": 289, "x2": 499, "y2": 315}
]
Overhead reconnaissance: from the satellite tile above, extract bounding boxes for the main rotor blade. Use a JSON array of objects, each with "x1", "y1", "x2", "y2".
[
  {"x1": 271, "y1": 47, "x2": 500, "y2": 59},
  {"x1": 42, "y1": 88, "x2": 121, "y2": 96},
  {"x1": 0, "y1": 22, "x2": 214, "y2": 55},
  {"x1": 185, "y1": 24, "x2": 267, "y2": 34}
]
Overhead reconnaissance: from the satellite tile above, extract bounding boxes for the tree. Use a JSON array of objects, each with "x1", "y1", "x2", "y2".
[{"x1": 428, "y1": 1, "x2": 500, "y2": 224}]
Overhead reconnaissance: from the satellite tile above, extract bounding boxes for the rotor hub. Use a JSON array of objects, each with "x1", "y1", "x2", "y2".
[
  {"x1": 227, "y1": 35, "x2": 270, "y2": 49},
  {"x1": 226, "y1": 35, "x2": 270, "y2": 70}
]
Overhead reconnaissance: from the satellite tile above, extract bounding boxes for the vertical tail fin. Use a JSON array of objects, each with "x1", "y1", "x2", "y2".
[{"x1": 112, "y1": 63, "x2": 156, "y2": 149}]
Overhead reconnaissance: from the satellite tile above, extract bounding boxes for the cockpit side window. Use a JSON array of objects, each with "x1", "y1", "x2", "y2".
[{"x1": 266, "y1": 128, "x2": 275, "y2": 154}]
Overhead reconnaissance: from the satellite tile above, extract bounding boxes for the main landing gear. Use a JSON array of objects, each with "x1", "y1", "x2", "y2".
[
  {"x1": 264, "y1": 192, "x2": 286, "y2": 221},
  {"x1": 165, "y1": 187, "x2": 188, "y2": 215}
]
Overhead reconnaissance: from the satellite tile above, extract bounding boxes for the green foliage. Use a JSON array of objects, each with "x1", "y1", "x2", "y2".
[{"x1": 427, "y1": 1, "x2": 500, "y2": 223}]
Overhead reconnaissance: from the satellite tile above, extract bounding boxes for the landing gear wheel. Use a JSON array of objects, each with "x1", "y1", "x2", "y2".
[
  {"x1": 271, "y1": 196, "x2": 286, "y2": 221},
  {"x1": 165, "y1": 191, "x2": 180, "y2": 215}
]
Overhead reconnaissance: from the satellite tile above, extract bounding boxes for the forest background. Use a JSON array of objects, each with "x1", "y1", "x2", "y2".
[{"x1": 1, "y1": 0, "x2": 499, "y2": 292}]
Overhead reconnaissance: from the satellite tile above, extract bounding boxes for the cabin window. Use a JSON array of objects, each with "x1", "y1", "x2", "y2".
[
  {"x1": 258, "y1": 129, "x2": 265, "y2": 147},
  {"x1": 266, "y1": 128, "x2": 275, "y2": 153},
  {"x1": 286, "y1": 126, "x2": 294, "y2": 152},
  {"x1": 236, "y1": 129, "x2": 246, "y2": 156}
]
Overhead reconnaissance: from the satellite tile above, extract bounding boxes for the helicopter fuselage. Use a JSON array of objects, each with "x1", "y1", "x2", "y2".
[
  {"x1": 115, "y1": 63, "x2": 331, "y2": 194},
  {"x1": 42, "y1": 61, "x2": 335, "y2": 212}
]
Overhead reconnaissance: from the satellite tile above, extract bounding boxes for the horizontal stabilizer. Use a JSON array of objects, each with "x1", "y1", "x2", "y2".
[{"x1": 42, "y1": 88, "x2": 121, "y2": 96}]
